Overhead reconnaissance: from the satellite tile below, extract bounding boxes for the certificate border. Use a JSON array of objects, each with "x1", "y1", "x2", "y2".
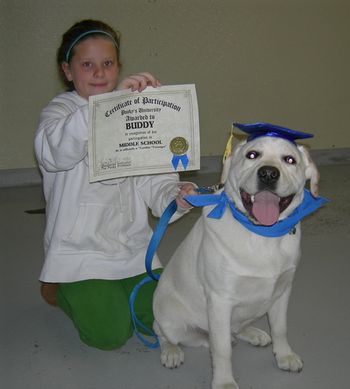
[{"x1": 88, "y1": 85, "x2": 200, "y2": 182}]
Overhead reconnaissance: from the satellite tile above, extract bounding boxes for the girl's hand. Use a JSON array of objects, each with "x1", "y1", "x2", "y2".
[
  {"x1": 117, "y1": 72, "x2": 161, "y2": 92},
  {"x1": 176, "y1": 183, "x2": 198, "y2": 210}
]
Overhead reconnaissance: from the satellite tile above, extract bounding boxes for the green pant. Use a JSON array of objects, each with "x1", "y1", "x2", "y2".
[{"x1": 56, "y1": 270, "x2": 161, "y2": 350}]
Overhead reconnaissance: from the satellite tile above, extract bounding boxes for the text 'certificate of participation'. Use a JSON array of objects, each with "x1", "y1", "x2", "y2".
[{"x1": 88, "y1": 84, "x2": 200, "y2": 182}]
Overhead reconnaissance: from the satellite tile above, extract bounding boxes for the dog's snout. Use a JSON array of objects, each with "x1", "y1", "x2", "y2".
[{"x1": 258, "y1": 165, "x2": 280, "y2": 187}]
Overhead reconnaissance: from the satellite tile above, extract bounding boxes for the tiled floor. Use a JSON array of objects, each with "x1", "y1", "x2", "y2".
[{"x1": 1, "y1": 165, "x2": 349, "y2": 389}]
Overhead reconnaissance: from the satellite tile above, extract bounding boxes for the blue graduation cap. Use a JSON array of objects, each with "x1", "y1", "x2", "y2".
[{"x1": 233, "y1": 122, "x2": 313, "y2": 144}]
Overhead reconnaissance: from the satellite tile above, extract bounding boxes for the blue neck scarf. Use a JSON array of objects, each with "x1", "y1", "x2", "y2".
[{"x1": 185, "y1": 189, "x2": 329, "y2": 237}]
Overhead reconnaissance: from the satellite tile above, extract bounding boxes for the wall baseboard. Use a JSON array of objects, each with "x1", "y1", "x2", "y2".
[
  {"x1": 200, "y1": 147, "x2": 350, "y2": 174},
  {"x1": 1, "y1": 148, "x2": 349, "y2": 188},
  {"x1": 0, "y1": 167, "x2": 43, "y2": 188}
]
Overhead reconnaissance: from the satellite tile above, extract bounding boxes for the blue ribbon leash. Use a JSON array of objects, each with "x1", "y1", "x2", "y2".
[
  {"x1": 145, "y1": 200, "x2": 178, "y2": 281},
  {"x1": 129, "y1": 199, "x2": 178, "y2": 348},
  {"x1": 129, "y1": 276, "x2": 161, "y2": 348}
]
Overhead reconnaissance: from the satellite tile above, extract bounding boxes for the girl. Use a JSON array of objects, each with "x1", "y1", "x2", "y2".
[{"x1": 35, "y1": 19, "x2": 196, "y2": 350}]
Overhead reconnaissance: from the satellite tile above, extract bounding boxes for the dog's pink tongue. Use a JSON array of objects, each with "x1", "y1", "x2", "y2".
[{"x1": 252, "y1": 191, "x2": 280, "y2": 226}]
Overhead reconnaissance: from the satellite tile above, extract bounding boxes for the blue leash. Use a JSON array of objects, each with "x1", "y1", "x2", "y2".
[
  {"x1": 129, "y1": 186, "x2": 215, "y2": 348},
  {"x1": 129, "y1": 199, "x2": 178, "y2": 348},
  {"x1": 145, "y1": 200, "x2": 178, "y2": 281}
]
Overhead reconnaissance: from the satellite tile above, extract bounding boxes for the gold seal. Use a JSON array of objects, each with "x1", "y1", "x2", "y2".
[{"x1": 169, "y1": 137, "x2": 189, "y2": 155}]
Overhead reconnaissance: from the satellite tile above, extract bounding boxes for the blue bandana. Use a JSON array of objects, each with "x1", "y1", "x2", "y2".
[{"x1": 185, "y1": 189, "x2": 329, "y2": 237}]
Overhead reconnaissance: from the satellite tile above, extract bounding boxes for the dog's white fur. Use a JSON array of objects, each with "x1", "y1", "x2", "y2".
[{"x1": 153, "y1": 136, "x2": 320, "y2": 389}]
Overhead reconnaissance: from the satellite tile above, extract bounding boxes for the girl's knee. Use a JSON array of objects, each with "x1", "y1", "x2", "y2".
[{"x1": 79, "y1": 324, "x2": 133, "y2": 350}]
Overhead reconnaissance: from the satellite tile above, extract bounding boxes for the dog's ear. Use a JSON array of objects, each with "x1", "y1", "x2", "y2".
[
  {"x1": 298, "y1": 145, "x2": 320, "y2": 197},
  {"x1": 221, "y1": 140, "x2": 246, "y2": 184},
  {"x1": 220, "y1": 155, "x2": 232, "y2": 184}
]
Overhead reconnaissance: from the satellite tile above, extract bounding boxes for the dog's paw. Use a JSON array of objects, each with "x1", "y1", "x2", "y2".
[
  {"x1": 275, "y1": 352, "x2": 303, "y2": 372},
  {"x1": 237, "y1": 326, "x2": 272, "y2": 347},
  {"x1": 160, "y1": 343, "x2": 184, "y2": 369}
]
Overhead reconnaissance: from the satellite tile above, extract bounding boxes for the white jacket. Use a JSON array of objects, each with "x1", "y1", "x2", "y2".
[{"x1": 35, "y1": 91, "x2": 187, "y2": 282}]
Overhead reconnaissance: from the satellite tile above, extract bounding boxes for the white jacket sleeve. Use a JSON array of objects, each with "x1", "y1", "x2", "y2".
[
  {"x1": 34, "y1": 94, "x2": 89, "y2": 172},
  {"x1": 136, "y1": 173, "x2": 190, "y2": 221}
]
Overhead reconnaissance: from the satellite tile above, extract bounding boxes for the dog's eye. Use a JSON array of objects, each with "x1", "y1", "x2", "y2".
[
  {"x1": 284, "y1": 155, "x2": 296, "y2": 165},
  {"x1": 246, "y1": 150, "x2": 260, "y2": 160}
]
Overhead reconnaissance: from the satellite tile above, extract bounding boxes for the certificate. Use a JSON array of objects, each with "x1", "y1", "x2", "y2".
[{"x1": 88, "y1": 84, "x2": 200, "y2": 182}]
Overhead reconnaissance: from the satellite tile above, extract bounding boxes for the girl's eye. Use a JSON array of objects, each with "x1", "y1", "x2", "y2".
[
  {"x1": 246, "y1": 150, "x2": 260, "y2": 160},
  {"x1": 284, "y1": 155, "x2": 296, "y2": 165},
  {"x1": 104, "y1": 60, "x2": 114, "y2": 67},
  {"x1": 82, "y1": 61, "x2": 92, "y2": 68}
]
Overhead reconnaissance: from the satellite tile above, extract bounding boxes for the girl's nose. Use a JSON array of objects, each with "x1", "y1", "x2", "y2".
[{"x1": 93, "y1": 65, "x2": 104, "y2": 77}]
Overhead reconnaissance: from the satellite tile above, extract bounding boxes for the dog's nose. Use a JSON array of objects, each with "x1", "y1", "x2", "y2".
[{"x1": 258, "y1": 166, "x2": 280, "y2": 186}]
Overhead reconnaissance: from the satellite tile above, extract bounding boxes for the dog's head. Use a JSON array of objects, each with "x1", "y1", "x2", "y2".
[{"x1": 221, "y1": 136, "x2": 319, "y2": 226}]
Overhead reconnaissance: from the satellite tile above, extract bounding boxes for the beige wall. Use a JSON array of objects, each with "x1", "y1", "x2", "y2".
[{"x1": 0, "y1": 0, "x2": 349, "y2": 170}]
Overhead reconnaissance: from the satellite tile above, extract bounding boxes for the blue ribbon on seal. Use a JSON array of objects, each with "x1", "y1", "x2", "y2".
[{"x1": 171, "y1": 154, "x2": 189, "y2": 170}]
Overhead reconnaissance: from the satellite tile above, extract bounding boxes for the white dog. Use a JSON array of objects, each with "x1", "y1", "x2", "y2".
[{"x1": 153, "y1": 123, "x2": 324, "y2": 389}]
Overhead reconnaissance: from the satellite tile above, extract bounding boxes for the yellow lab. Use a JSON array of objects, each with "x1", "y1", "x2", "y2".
[{"x1": 153, "y1": 123, "x2": 327, "y2": 389}]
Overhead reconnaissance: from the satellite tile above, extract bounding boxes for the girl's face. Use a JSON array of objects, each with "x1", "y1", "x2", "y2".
[{"x1": 62, "y1": 36, "x2": 119, "y2": 99}]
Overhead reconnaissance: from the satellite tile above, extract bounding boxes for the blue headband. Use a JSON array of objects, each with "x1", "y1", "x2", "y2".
[{"x1": 65, "y1": 30, "x2": 119, "y2": 62}]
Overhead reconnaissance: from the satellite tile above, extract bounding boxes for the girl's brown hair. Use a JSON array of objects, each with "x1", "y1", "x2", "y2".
[{"x1": 57, "y1": 19, "x2": 121, "y2": 90}]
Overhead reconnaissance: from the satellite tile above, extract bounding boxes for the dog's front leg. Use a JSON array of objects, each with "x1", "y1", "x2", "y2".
[
  {"x1": 268, "y1": 285, "x2": 303, "y2": 372},
  {"x1": 207, "y1": 293, "x2": 239, "y2": 389}
]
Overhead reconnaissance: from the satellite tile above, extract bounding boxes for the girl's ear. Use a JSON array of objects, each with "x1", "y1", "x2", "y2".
[{"x1": 61, "y1": 62, "x2": 73, "y2": 82}]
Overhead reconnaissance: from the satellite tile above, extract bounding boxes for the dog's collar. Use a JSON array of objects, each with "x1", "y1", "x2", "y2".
[{"x1": 185, "y1": 189, "x2": 329, "y2": 237}]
